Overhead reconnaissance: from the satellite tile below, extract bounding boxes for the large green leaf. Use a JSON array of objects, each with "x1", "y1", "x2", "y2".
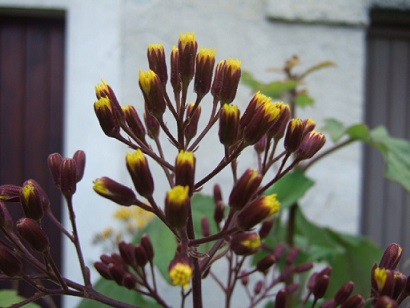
[
  {"x1": 322, "y1": 118, "x2": 346, "y2": 142},
  {"x1": 368, "y1": 126, "x2": 410, "y2": 192},
  {"x1": 295, "y1": 92, "x2": 315, "y2": 108},
  {"x1": 265, "y1": 169, "x2": 315, "y2": 210},
  {"x1": 294, "y1": 209, "x2": 382, "y2": 298},
  {"x1": 191, "y1": 194, "x2": 219, "y2": 238},
  {"x1": 0, "y1": 290, "x2": 40, "y2": 308},
  {"x1": 77, "y1": 279, "x2": 161, "y2": 308},
  {"x1": 241, "y1": 70, "x2": 264, "y2": 90}
]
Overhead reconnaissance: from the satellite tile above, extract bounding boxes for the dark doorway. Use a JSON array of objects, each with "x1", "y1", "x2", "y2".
[{"x1": 0, "y1": 9, "x2": 65, "y2": 306}]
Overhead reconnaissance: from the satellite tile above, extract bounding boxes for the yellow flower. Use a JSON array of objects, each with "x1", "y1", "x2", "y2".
[{"x1": 169, "y1": 262, "x2": 193, "y2": 288}]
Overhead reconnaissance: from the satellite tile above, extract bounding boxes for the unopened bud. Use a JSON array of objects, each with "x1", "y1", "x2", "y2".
[
  {"x1": 0, "y1": 245, "x2": 22, "y2": 277},
  {"x1": 60, "y1": 158, "x2": 77, "y2": 198},
  {"x1": 175, "y1": 151, "x2": 196, "y2": 195},
  {"x1": 254, "y1": 280, "x2": 264, "y2": 295},
  {"x1": 170, "y1": 46, "x2": 181, "y2": 95},
  {"x1": 118, "y1": 241, "x2": 136, "y2": 267},
  {"x1": 201, "y1": 217, "x2": 210, "y2": 237},
  {"x1": 123, "y1": 273, "x2": 137, "y2": 290},
  {"x1": 94, "y1": 261, "x2": 112, "y2": 280},
  {"x1": 20, "y1": 180, "x2": 47, "y2": 220},
  {"x1": 134, "y1": 244, "x2": 148, "y2": 267},
  {"x1": 147, "y1": 43, "x2": 168, "y2": 87},
  {"x1": 334, "y1": 281, "x2": 354, "y2": 305},
  {"x1": 296, "y1": 130, "x2": 326, "y2": 160},
  {"x1": 139, "y1": 70, "x2": 166, "y2": 119},
  {"x1": 93, "y1": 177, "x2": 136, "y2": 206},
  {"x1": 374, "y1": 296, "x2": 398, "y2": 308},
  {"x1": 275, "y1": 289, "x2": 287, "y2": 308},
  {"x1": 259, "y1": 218, "x2": 274, "y2": 239},
  {"x1": 0, "y1": 202, "x2": 13, "y2": 230},
  {"x1": 126, "y1": 149, "x2": 154, "y2": 198},
  {"x1": 313, "y1": 274, "x2": 329, "y2": 300},
  {"x1": 140, "y1": 234, "x2": 154, "y2": 262},
  {"x1": 256, "y1": 255, "x2": 276, "y2": 273},
  {"x1": 229, "y1": 168, "x2": 262, "y2": 211},
  {"x1": 17, "y1": 218, "x2": 50, "y2": 252},
  {"x1": 285, "y1": 247, "x2": 300, "y2": 265},
  {"x1": 340, "y1": 294, "x2": 365, "y2": 308},
  {"x1": 219, "y1": 104, "x2": 240, "y2": 147},
  {"x1": 94, "y1": 97, "x2": 120, "y2": 137},
  {"x1": 0, "y1": 184, "x2": 21, "y2": 202},
  {"x1": 165, "y1": 185, "x2": 190, "y2": 229},
  {"x1": 73, "y1": 150, "x2": 86, "y2": 182},
  {"x1": 178, "y1": 32, "x2": 198, "y2": 85},
  {"x1": 268, "y1": 102, "x2": 291, "y2": 140},
  {"x1": 284, "y1": 118, "x2": 305, "y2": 153},
  {"x1": 123, "y1": 105, "x2": 147, "y2": 143},
  {"x1": 379, "y1": 243, "x2": 403, "y2": 270},
  {"x1": 230, "y1": 232, "x2": 261, "y2": 256},
  {"x1": 185, "y1": 103, "x2": 201, "y2": 142},
  {"x1": 108, "y1": 262, "x2": 126, "y2": 286},
  {"x1": 48, "y1": 153, "x2": 63, "y2": 187},
  {"x1": 214, "y1": 200, "x2": 225, "y2": 225},
  {"x1": 194, "y1": 47, "x2": 216, "y2": 98},
  {"x1": 144, "y1": 108, "x2": 160, "y2": 139}
]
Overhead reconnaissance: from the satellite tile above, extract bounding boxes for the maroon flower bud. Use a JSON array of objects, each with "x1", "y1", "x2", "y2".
[
  {"x1": 230, "y1": 232, "x2": 261, "y2": 256},
  {"x1": 185, "y1": 103, "x2": 201, "y2": 143},
  {"x1": 214, "y1": 200, "x2": 225, "y2": 225},
  {"x1": 170, "y1": 46, "x2": 181, "y2": 95},
  {"x1": 134, "y1": 244, "x2": 148, "y2": 267},
  {"x1": 73, "y1": 150, "x2": 86, "y2": 182},
  {"x1": 321, "y1": 299, "x2": 337, "y2": 308},
  {"x1": 139, "y1": 70, "x2": 166, "y2": 119},
  {"x1": 297, "y1": 131, "x2": 326, "y2": 160},
  {"x1": 175, "y1": 150, "x2": 196, "y2": 195},
  {"x1": 108, "y1": 262, "x2": 126, "y2": 286},
  {"x1": 126, "y1": 149, "x2": 154, "y2": 198},
  {"x1": 294, "y1": 262, "x2": 314, "y2": 273},
  {"x1": 94, "y1": 261, "x2": 112, "y2": 280},
  {"x1": 313, "y1": 274, "x2": 330, "y2": 300},
  {"x1": 240, "y1": 92, "x2": 269, "y2": 128},
  {"x1": 60, "y1": 158, "x2": 77, "y2": 198},
  {"x1": 118, "y1": 241, "x2": 136, "y2": 267},
  {"x1": 201, "y1": 217, "x2": 210, "y2": 237},
  {"x1": 392, "y1": 270, "x2": 406, "y2": 299},
  {"x1": 144, "y1": 108, "x2": 160, "y2": 139},
  {"x1": 48, "y1": 153, "x2": 63, "y2": 187},
  {"x1": 236, "y1": 194, "x2": 280, "y2": 231},
  {"x1": 20, "y1": 180, "x2": 47, "y2": 220},
  {"x1": 0, "y1": 184, "x2": 21, "y2": 202},
  {"x1": 213, "y1": 184, "x2": 223, "y2": 205},
  {"x1": 211, "y1": 60, "x2": 224, "y2": 101},
  {"x1": 334, "y1": 281, "x2": 355, "y2": 305},
  {"x1": 0, "y1": 202, "x2": 13, "y2": 230},
  {"x1": 340, "y1": 294, "x2": 365, "y2": 308},
  {"x1": 274, "y1": 243, "x2": 285, "y2": 260},
  {"x1": 140, "y1": 234, "x2": 154, "y2": 262},
  {"x1": 194, "y1": 47, "x2": 216, "y2": 98},
  {"x1": 147, "y1": 44, "x2": 168, "y2": 87},
  {"x1": 254, "y1": 280, "x2": 264, "y2": 295},
  {"x1": 122, "y1": 273, "x2": 137, "y2": 290},
  {"x1": 379, "y1": 243, "x2": 403, "y2": 270},
  {"x1": 256, "y1": 255, "x2": 276, "y2": 273},
  {"x1": 93, "y1": 177, "x2": 136, "y2": 206},
  {"x1": 218, "y1": 58, "x2": 242, "y2": 105},
  {"x1": 0, "y1": 245, "x2": 22, "y2": 277},
  {"x1": 302, "y1": 118, "x2": 317, "y2": 136},
  {"x1": 94, "y1": 97, "x2": 121, "y2": 138},
  {"x1": 284, "y1": 118, "x2": 305, "y2": 153},
  {"x1": 285, "y1": 246, "x2": 300, "y2": 265},
  {"x1": 228, "y1": 168, "x2": 262, "y2": 211},
  {"x1": 219, "y1": 104, "x2": 240, "y2": 147},
  {"x1": 240, "y1": 270, "x2": 249, "y2": 286},
  {"x1": 17, "y1": 218, "x2": 50, "y2": 252},
  {"x1": 254, "y1": 135, "x2": 267, "y2": 154},
  {"x1": 374, "y1": 296, "x2": 398, "y2": 308},
  {"x1": 267, "y1": 102, "x2": 291, "y2": 140},
  {"x1": 275, "y1": 289, "x2": 287, "y2": 308},
  {"x1": 259, "y1": 218, "x2": 274, "y2": 239},
  {"x1": 178, "y1": 32, "x2": 198, "y2": 85},
  {"x1": 165, "y1": 185, "x2": 190, "y2": 229},
  {"x1": 122, "y1": 105, "x2": 147, "y2": 143}
]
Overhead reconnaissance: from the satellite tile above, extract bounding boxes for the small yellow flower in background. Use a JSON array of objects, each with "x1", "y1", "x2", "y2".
[
  {"x1": 101, "y1": 227, "x2": 113, "y2": 239},
  {"x1": 113, "y1": 206, "x2": 154, "y2": 230}
]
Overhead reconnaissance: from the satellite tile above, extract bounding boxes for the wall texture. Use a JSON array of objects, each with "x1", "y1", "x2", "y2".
[{"x1": 0, "y1": 0, "x2": 408, "y2": 307}]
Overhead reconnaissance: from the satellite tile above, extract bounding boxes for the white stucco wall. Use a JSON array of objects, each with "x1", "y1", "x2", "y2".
[{"x1": 1, "y1": 0, "x2": 408, "y2": 307}]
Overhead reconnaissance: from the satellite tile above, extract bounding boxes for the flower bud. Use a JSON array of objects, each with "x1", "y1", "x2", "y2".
[
  {"x1": 211, "y1": 60, "x2": 224, "y2": 100},
  {"x1": 219, "y1": 104, "x2": 240, "y2": 147},
  {"x1": 340, "y1": 294, "x2": 365, "y2": 308},
  {"x1": 108, "y1": 262, "x2": 126, "y2": 286},
  {"x1": 170, "y1": 46, "x2": 181, "y2": 95},
  {"x1": 213, "y1": 184, "x2": 223, "y2": 204},
  {"x1": 275, "y1": 289, "x2": 287, "y2": 308},
  {"x1": 312, "y1": 274, "x2": 329, "y2": 300},
  {"x1": 321, "y1": 299, "x2": 336, "y2": 308},
  {"x1": 217, "y1": 58, "x2": 242, "y2": 104},
  {"x1": 139, "y1": 70, "x2": 166, "y2": 119},
  {"x1": 201, "y1": 217, "x2": 210, "y2": 237},
  {"x1": 175, "y1": 151, "x2": 196, "y2": 195},
  {"x1": 374, "y1": 296, "x2": 398, "y2": 308},
  {"x1": 379, "y1": 243, "x2": 403, "y2": 270},
  {"x1": 147, "y1": 43, "x2": 168, "y2": 87},
  {"x1": 274, "y1": 243, "x2": 285, "y2": 260},
  {"x1": 144, "y1": 107, "x2": 160, "y2": 139},
  {"x1": 126, "y1": 149, "x2": 154, "y2": 198},
  {"x1": 60, "y1": 158, "x2": 77, "y2": 198},
  {"x1": 214, "y1": 200, "x2": 225, "y2": 225},
  {"x1": 20, "y1": 180, "x2": 47, "y2": 220},
  {"x1": 240, "y1": 92, "x2": 270, "y2": 128},
  {"x1": 194, "y1": 47, "x2": 216, "y2": 98},
  {"x1": 303, "y1": 118, "x2": 316, "y2": 135},
  {"x1": 94, "y1": 261, "x2": 112, "y2": 280},
  {"x1": 17, "y1": 218, "x2": 50, "y2": 253},
  {"x1": 73, "y1": 150, "x2": 86, "y2": 182},
  {"x1": 285, "y1": 247, "x2": 300, "y2": 265},
  {"x1": 122, "y1": 105, "x2": 147, "y2": 143},
  {"x1": 240, "y1": 270, "x2": 249, "y2": 286},
  {"x1": 165, "y1": 185, "x2": 190, "y2": 229},
  {"x1": 256, "y1": 255, "x2": 276, "y2": 273},
  {"x1": 118, "y1": 241, "x2": 136, "y2": 267},
  {"x1": 185, "y1": 103, "x2": 201, "y2": 142},
  {"x1": 392, "y1": 270, "x2": 406, "y2": 299},
  {"x1": 236, "y1": 194, "x2": 280, "y2": 231},
  {"x1": 254, "y1": 280, "x2": 264, "y2": 295},
  {"x1": 284, "y1": 118, "x2": 305, "y2": 153},
  {"x1": 0, "y1": 202, "x2": 13, "y2": 230},
  {"x1": 259, "y1": 218, "x2": 274, "y2": 239},
  {"x1": 123, "y1": 273, "x2": 137, "y2": 290},
  {"x1": 334, "y1": 281, "x2": 355, "y2": 305},
  {"x1": 294, "y1": 262, "x2": 314, "y2": 273},
  {"x1": 140, "y1": 234, "x2": 154, "y2": 262},
  {"x1": 230, "y1": 232, "x2": 261, "y2": 256},
  {"x1": 48, "y1": 153, "x2": 63, "y2": 187},
  {"x1": 169, "y1": 253, "x2": 193, "y2": 288},
  {"x1": 134, "y1": 244, "x2": 148, "y2": 267},
  {"x1": 94, "y1": 97, "x2": 121, "y2": 137},
  {"x1": 254, "y1": 135, "x2": 267, "y2": 154},
  {"x1": 93, "y1": 177, "x2": 136, "y2": 206},
  {"x1": 267, "y1": 102, "x2": 291, "y2": 140},
  {"x1": 296, "y1": 131, "x2": 326, "y2": 160},
  {"x1": 0, "y1": 245, "x2": 22, "y2": 277},
  {"x1": 0, "y1": 184, "x2": 21, "y2": 203},
  {"x1": 178, "y1": 32, "x2": 198, "y2": 84},
  {"x1": 228, "y1": 168, "x2": 262, "y2": 211}
]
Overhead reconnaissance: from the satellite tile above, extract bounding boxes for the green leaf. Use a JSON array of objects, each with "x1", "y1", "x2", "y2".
[
  {"x1": 241, "y1": 70, "x2": 264, "y2": 90},
  {"x1": 368, "y1": 126, "x2": 410, "y2": 192},
  {"x1": 0, "y1": 290, "x2": 40, "y2": 308},
  {"x1": 77, "y1": 279, "x2": 161, "y2": 308},
  {"x1": 299, "y1": 61, "x2": 336, "y2": 80},
  {"x1": 259, "y1": 80, "x2": 299, "y2": 98},
  {"x1": 191, "y1": 194, "x2": 219, "y2": 238},
  {"x1": 345, "y1": 124, "x2": 370, "y2": 141},
  {"x1": 136, "y1": 217, "x2": 177, "y2": 284},
  {"x1": 296, "y1": 92, "x2": 314, "y2": 108},
  {"x1": 294, "y1": 209, "x2": 382, "y2": 298},
  {"x1": 322, "y1": 118, "x2": 345, "y2": 142},
  {"x1": 265, "y1": 169, "x2": 315, "y2": 210}
]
